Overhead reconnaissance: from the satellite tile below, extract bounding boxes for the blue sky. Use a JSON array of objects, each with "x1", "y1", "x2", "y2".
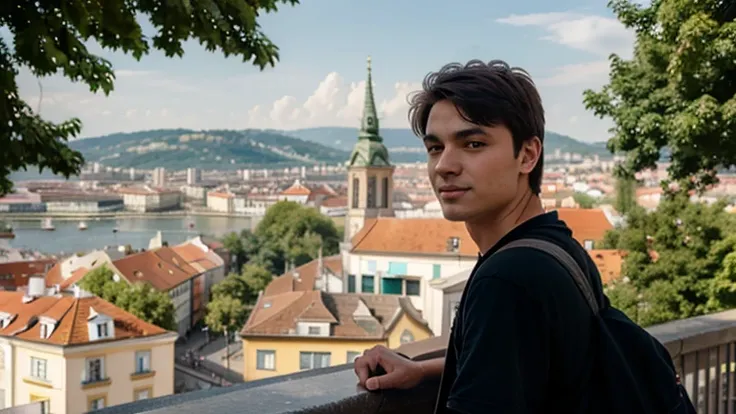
[{"x1": 13, "y1": 0, "x2": 637, "y2": 142}]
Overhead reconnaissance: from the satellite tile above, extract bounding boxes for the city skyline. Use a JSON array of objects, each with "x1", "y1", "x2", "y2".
[{"x1": 9, "y1": 0, "x2": 638, "y2": 142}]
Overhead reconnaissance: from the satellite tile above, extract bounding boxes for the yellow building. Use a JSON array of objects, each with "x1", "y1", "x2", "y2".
[
  {"x1": 0, "y1": 284, "x2": 178, "y2": 413},
  {"x1": 240, "y1": 289, "x2": 433, "y2": 381}
]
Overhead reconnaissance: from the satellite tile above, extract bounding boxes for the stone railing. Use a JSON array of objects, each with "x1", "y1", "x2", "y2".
[{"x1": 96, "y1": 309, "x2": 736, "y2": 414}]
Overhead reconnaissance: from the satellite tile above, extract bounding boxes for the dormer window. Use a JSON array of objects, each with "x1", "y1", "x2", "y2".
[
  {"x1": 0, "y1": 312, "x2": 16, "y2": 329},
  {"x1": 87, "y1": 307, "x2": 115, "y2": 341},
  {"x1": 38, "y1": 317, "x2": 57, "y2": 339}
]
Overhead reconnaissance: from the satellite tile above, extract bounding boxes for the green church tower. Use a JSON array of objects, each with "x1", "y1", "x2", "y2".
[{"x1": 345, "y1": 56, "x2": 395, "y2": 242}]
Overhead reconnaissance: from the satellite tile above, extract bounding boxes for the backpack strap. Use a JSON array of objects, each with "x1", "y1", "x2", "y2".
[{"x1": 497, "y1": 239, "x2": 600, "y2": 315}]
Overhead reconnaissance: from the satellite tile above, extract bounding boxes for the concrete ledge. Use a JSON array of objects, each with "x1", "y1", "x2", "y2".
[{"x1": 96, "y1": 309, "x2": 736, "y2": 414}]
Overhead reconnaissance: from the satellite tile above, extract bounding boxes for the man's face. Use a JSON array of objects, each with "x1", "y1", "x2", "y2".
[{"x1": 423, "y1": 100, "x2": 538, "y2": 222}]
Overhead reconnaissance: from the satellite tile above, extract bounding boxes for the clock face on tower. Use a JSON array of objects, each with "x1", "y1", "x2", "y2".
[{"x1": 366, "y1": 117, "x2": 374, "y2": 126}]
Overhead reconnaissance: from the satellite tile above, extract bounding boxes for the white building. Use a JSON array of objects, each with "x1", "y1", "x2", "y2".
[
  {"x1": 278, "y1": 180, "x2": 311, "y2": 204},
  {"x1": 207, "y1": 191, "x2": 234, "y2": 213},
  {"x1": 342, "y1": 218, "x2": 478, "y2": 335},
  {"x1": 118, "y1": 186, "x2": 181, "y2": 212},
  {"x1": 186, "y1": 168, "x2": 201, "y2": 186},
  {"x1": 152, "y1": 167, "x2": 167, "y2": 187}
]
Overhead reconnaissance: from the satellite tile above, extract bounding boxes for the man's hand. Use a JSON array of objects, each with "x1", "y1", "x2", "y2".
[{"x1": 354, "y1": 345, "x2": 425, "y2": 391}]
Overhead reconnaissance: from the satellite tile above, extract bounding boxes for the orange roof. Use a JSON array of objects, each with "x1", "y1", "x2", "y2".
[
  {"x1": 351, "y1": 218, "x2": 478, "y2": 257},
  {"x1": 0, "y1": 259, "x2": 56, "y2": 290},
  {"x1": 588, "y1": 249, "x2": 625, "y2": 285},
  {"x1": 321, "y1": 196, "x2": 348, "y2": 208},
  {"x1": 59, "y1": 267, "x2": 90, "y2": 290},
  {"x1": 242, "y1": 290, "x2": 430, "y2": 339},
  {"x1": 264, "y1": 255, "x2": 343, "y2": 297},
  {"x1": 112, "y1": 247, "x2": 197, "y2": 291},
  {"x1": 208, "y1": 191, "x2": 234, "y2": 199},
  {"x1": 281, "y1": 181, "x2": 311, "y2": 196},
  {"x1": 0, "y1": 291, "x2": 169, "y2": 346},
  {"x1": 170, "y1": 244, "x2": 221, "y2": 272},
  {"x1": 554, "y1": 208, "x2": 613, "y2": 243}
]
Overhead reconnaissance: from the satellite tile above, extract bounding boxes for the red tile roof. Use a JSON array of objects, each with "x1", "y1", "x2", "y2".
[
  {"x1": 0, "y1": 259, "x2": 56, "y2": 290},
  {"x1": 112, "y1": 247, "x2": 198, "y2": 291},
  {"x1": 242, "y1": 290, "x2": 430, "y2": 339},
  {"x1": 0, "y1": 291, "x2": 169, "y2": 345},
  {"x1": 264, "y1": 255, "x2": 342, "y2": 297}
]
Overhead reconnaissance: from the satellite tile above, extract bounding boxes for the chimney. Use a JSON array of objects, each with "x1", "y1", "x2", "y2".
[{"x1": 317, "y1": 245, "x2": 325, "y2": 292}]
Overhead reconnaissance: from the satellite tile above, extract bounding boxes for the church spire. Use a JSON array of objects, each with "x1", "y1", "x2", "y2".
[{"x1": 359, "y1": 56, "x2": 381, "y2": 142}]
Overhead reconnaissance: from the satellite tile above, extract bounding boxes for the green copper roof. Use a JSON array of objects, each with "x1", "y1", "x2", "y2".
[{"x1": 348, "y1": 56, "x2": 391, "y2": 168}]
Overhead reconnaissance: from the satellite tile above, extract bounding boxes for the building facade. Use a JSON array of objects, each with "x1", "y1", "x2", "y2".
[{"x1": 0, "y1": 289, "x2": 177, "y2": 413}]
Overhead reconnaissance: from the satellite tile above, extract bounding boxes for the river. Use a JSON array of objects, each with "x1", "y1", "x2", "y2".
[{"x1": 4, "y1": 215, "x2": 253, "y2": 256}]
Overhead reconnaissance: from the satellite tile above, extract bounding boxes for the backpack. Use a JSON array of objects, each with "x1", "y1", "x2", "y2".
[{"x1": 496, "y1": 239, "x2": 697, "y2": 414}]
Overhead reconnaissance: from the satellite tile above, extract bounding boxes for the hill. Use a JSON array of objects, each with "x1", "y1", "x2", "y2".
[
  {"x1": 69, "y1": 129, "x2": 350, "y2": 170},
  {"x1": 282, "y1": 127, "x2": 613, "y2": 160}
]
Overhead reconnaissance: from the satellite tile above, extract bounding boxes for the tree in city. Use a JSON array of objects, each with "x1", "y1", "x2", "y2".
[
  {"x1": 222, "y1": 229, "x2": 259, "y2": 272},
  {"x1": 603, "y1": 193, "x2": 736, "y2": 326},
  {"x1": 205, "y1": 295, "x2": 248, "y2": 371},
  {"x1": 240, "y1": 263, "x2": 273, "y2": 299},
  {"x1": 614, "y1": 176, "x2": 638, "y2": 215},
  {"x1": 573, "y1": 193, "x2": 596, "y2": 209},
  {"x1": 252, "y1": 201, "x2": 341, "y2": 274},
  {"x1": 115, "y1": 282, "x2": 177, "y2": 331},
  {"x1": 0, "y1": 0, "x2": 300, "y2": 196},
  {"x1": 583, "y1": 0, "x2": 736, "y2": 193},
  {"x1": 78, "y1": 265, "x2": 176, "y2": 330}
]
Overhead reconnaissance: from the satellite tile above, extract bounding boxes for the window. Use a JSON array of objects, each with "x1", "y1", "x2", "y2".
[
  {"x1": 89, "y1": 396, "x2": 105, "y2": 411},
  {"x1": 30, "y1": 395, "x2": 49, "y2": 414},
  {"x1": 30, "y1": 357, "x2": 47, "y2": 380},
  {"x1": 347, "y1": 351, "x2": 360, "y2": 363},
  {"x1": 406, "y1": 280, "x2": 421, "y2": 296},
  {"x1": 308, "y1": 326, "x2": 321, "y2": 335},
  {"x1": 299, "y1": 352, "x2": 331, "y2": 370},
  {"x1": 135, "y1": 350, "x2": 151, "y2": 373},
  {"x1": 381, "y1": 277, "x2": 402, "y2": 295},
  {"x1": 361, "y1": 275, "x2": 374, "y2": 293},
  {"x1": 584, "y1": 240, "x2": 594, "y2": 250},
  {"x1": 86, "y1": 357, "x2": 104, "y2": 382},
  {"x1": 347, "y1": 275, "x2": 356, "y2": 293},
  {"x1": 97, "y1": 322, "x2": 109, "y2": 338},
  {"x1": 135, "y1": 388, "x2": 151, "y2": 401},
  {"x1": 432, "y1": 264, "x2": 442, "y2": 279},
  {"x1": 256, "y1": 350, "x2": 276, "y2": 371},
  {"x1": 400, "y1": 329, "x2": 415, "y2": 344},
  {"x1": 388, "y1": 262, "x2": 407, "y2": 276},
  {"x1": 382, "y1": 177, "x2": 389, "y2": 208},
  {"x1": 367, "y1": 176, "x2": 376, "y2": 208},
  {"x1": 351, "y1": 178, "x2": 359, "y2": 208}
]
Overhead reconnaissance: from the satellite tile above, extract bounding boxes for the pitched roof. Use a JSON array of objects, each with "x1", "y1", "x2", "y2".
[
  {"x1": 588, "y1": 249, "x2": 625, "y2": 285},
  {"x1": 0, "y1": 291, "x2": 169, "y2": 346},
  {"x1": 554, "y1": 208, "x2": 614, "y2": 243},
  {"x1": 0, "y1": 259, "x2": 56, "y2": 290},
  {"x1": 170, "y1": 243, "x2": 223, "y2": 272},
  {"x1": 241, "y1": 290, "x2": 430, "y2": 340},
  {"x1": 350, "y1": 218, "x2": 478, "y2": 257},
  {"x1": 264, "y1": 255, "x2": 343, "y2": 297},
  {"x1": 112, "y1": 247, "x2": 198, "y2": 291},
  {"x1": 281, "y1": 180, "x2": 311, "y2": 196}
]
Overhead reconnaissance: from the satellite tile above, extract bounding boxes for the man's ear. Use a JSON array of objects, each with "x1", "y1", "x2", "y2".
[{"x1": 518, "y1": 136, "x2": 542, "y2": 174}]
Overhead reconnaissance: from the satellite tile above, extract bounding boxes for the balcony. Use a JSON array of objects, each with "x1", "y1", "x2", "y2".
[{"x1": 96, "y1": 309, "x2": 736, "y2": 414}]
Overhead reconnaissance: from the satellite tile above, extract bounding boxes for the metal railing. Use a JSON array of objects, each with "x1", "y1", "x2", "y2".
[{"x1": 95, "y1": 309, "x2": 736, "y2": 414}]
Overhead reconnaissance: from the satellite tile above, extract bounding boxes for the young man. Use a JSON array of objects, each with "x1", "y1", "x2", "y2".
[{"x1": 354, "y1": 60, "x2": 605, "y2": 413}]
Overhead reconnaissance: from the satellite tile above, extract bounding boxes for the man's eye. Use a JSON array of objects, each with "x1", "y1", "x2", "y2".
[
  {"x1": 466, "y1": 142, "x2": 485, "y2": 149},
  {"x1": 427, "y1": 146, "x2": 442, "y2": 153}
]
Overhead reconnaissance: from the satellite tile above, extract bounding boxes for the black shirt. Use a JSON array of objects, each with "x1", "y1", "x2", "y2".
[{"x1": 437, "y1": 211, "x2": 603, "y2": 414}]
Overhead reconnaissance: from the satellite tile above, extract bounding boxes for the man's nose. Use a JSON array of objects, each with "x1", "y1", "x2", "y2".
[{"x1": 434, "y1": 148, "x2": 462, "y2": 177}]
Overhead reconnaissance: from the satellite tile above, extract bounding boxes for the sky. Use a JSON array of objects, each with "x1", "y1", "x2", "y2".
[{"x1": 11, "y1": 0, "x2": 639, "y2": 142}]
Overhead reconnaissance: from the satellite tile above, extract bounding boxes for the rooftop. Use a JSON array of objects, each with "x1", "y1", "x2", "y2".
[
  {"x1": 0, "y1": 291, "x2": 170, "y2": 346},
  {"x1": 95, "y1": 309, "x2": 732, "y2": 414}
]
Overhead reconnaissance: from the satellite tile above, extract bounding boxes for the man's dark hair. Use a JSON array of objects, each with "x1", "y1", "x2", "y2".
[{"x1": 408, "y1": 59, "x2": 546, "y2": 195}]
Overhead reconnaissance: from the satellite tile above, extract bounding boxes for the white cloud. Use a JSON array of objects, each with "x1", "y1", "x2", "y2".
[
  {"x1": 497, "y1": 12, "x2": 634, "y2": 58},
  {"x1": 247, "y1": 72, "x2": 421, "y2": 130}
]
